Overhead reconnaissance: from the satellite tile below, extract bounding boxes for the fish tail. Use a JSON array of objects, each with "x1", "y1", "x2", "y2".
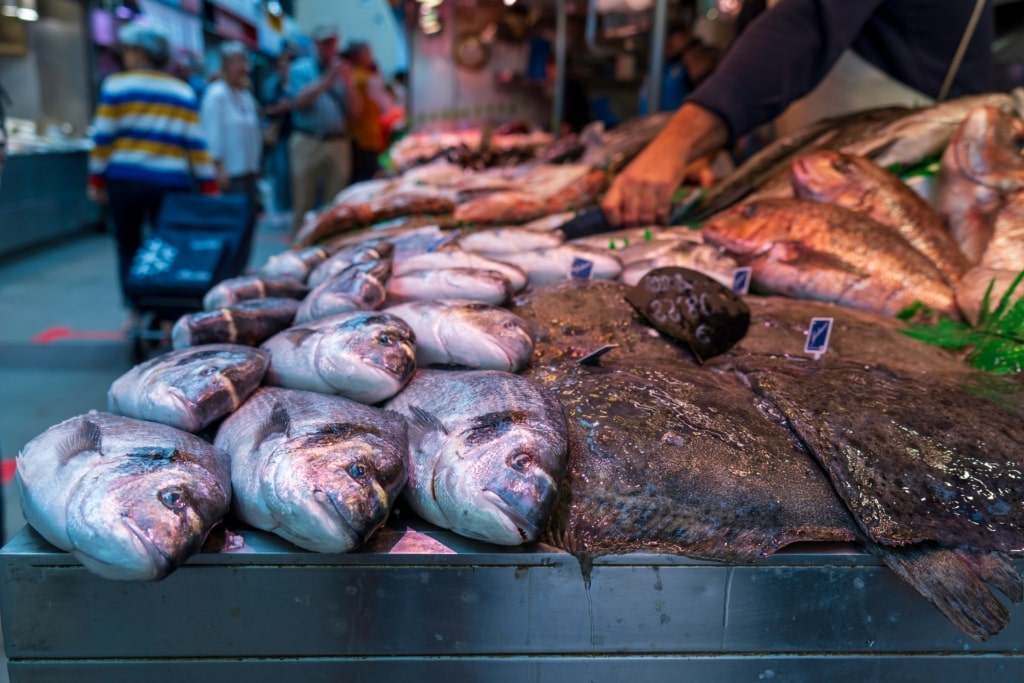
[{"x1": 870, "y1": 543, "x2": 1014, "y2": 641}]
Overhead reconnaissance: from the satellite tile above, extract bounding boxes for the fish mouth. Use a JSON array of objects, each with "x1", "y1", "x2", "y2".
[
  {"x1": 364, "y1": 346, "x2": 415, "y2": 378},
  {"x1": 319, "y1": 490, "x2": 368, "y2": 545},
  {"x1": 120, "y1": 517, "x2": 174, "y2": 579},
  {"x1": 790, "y1": 157, "x2": 812, "y2": 184},
  {"x1": 480, "y1": 489, "x2": 540, "y2": 543}
]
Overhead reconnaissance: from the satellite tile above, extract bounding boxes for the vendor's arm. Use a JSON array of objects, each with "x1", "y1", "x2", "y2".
[
  {"x1": 603, "y1": 0, "x2": 885, "y2": 226},
  {"x1": 291, "y1": 59, "x2": 344, "y2": 111}
]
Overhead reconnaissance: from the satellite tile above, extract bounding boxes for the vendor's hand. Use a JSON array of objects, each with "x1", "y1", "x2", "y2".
[{"x1": 602, "y1": 145, "x2": 688, "y2": 226}]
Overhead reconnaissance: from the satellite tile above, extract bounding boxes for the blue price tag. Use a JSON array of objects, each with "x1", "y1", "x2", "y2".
[
  {"x1": 804, "y1": 317, "x2": 834, "y2": 359},
  {"x1": 731, "y1": 267, "x2": 752, "y2": 295},
  {"x1": 570, "y1": 257, "x2": 594, "y2": 280}
]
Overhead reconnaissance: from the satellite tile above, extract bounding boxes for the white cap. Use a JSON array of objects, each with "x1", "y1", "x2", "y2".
[{"x1": 118, "y1": 22, "x2": 171, "y2": 66}]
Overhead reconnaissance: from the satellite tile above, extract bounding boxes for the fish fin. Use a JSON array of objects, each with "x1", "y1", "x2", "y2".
[
  {"x1": 956, "y1": 550, "x2": 1024, "y2": 604},
  {"x1": 57, "y1": 418, "x2": 103, "y2": 465},
  {"x1": 578, "y1": 344, "x2": 619, "y2": 366},
  {"x1": 869, "y1": 543, "x2": 1014, "y2": 641},
  {"x1": 406, "y1": 406, "x2": 449, "y2": 442},
  {"x1": 283, "y1": 327, "x2": 317, "y2": 346},
  {"x1": 254, "y1": 402, "x2": 291, "y2": 446}
]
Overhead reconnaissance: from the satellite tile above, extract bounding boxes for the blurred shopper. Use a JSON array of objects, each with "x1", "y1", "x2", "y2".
[
  {"x1": 546, "y1": 55, "x2": 591, "y2": 136},
  {"x1": 287, "y1": 25, "x2": 359, "y2": 236},
  {"x1": 638, "y1": 25, "x2": 693, "y2": 115},
  {"x1": 200, "y1": 41, "x2": 262, "y2": 269},
  {"x1": 346, "y1": 43, "x2": 393, "y2": 183},
  {"x1": 88, "y1": 21, "x2": 217, "y2": 319},
  {"x1": 261, "y1": 43, "x2": 297, "y2": 218}
]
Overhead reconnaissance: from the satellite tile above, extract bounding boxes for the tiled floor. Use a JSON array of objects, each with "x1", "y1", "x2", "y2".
[{"x1": 0, "y1": 215, "x2": 290, "y2": 680}]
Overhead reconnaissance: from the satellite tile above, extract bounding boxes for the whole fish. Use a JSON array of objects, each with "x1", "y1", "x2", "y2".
[
  {"x1": 955, "y1": 266, "x2": 1024, "y2": 326},
  {"x1": 214, "y1": 387, "x2": 408, "y2": 553},
  {"x1": 16, "y1": 412, "x2": 231, "y2": 580},
  {"x1": 456, "y1": 227, "x2": 565, "y2": 256},
  {"x1": 702, "y1": 198, "x2": 959, "y2": 317},
  {"x1": 619, "y1": 242, "x2": 737, "y2": 288},
  {"x1": 294, "y1": 191, "x2": 456, "y2": 247},
  {"x1": 294, "y1": 257, "x2": 391, "y2": 325},
  {"x1": 324, "y1": 225, "x2": 459, "y2": 262},
  {"x1": 791, "y1": 150, "x2": 970, "y2": 284},
  {"x1": 386, "y1": 268, "x2": 512, "y2": 306},
  {"x1": 496, "y1": 244, "x2": 623, "y2": 288},
  {"x1": 261, "y1": 311, "x2": 416, "y2": 404},
  {"x1": 385, "y1": 369, "x2": 569, "y2": 545},
  {"x1": 522, "y1": 211, "x2": 576, "y2": 232},
  {"x1": 736, "y1": 355, "x2": 1024, "y2": 640},
  {"x1": 394, "y1": 248, "x2": 528, "y2": 292},
  {"x1": 569, "y1": 227, "x2": 674, "y2": 252},
  {"x1": 384, "y1": 300, "x2": 534, "y2": 371},
  {"x1": 203, "y1": 275, "x2": 308, "y2": 310},
  {"x1": 452, "y1": 169, "x2": 607, "y2": 225},
  {"x1": 937, "y1": 105, "x2": 1024, "y2": 264},
  {"x1": 257, "y1": 246, "x2": 332, "y2": 283},
  {"x1": 108, "y1": 344, "x2": 269, "y2": 432},
  {"x1": 306, "y1": 240, "x2": 392, "y2": 288},
  {"x1": 843, "y1": 93, "x2": 1017, "y2": 169},
  {"x1": 171, "y1": 297, "x2": 299, "y2": 349}
]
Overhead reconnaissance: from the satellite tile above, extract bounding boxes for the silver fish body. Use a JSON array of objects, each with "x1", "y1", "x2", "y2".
[
  {"x1": 295, "y1": 257, "x2": 391, "y2": 324},
  {"x1": 457, "y1": 227, "x2": 565, "y2": 256},
  {"x1": 257, "y1": 246, "x2": 331, "y2": 283},
  {"x1": 108, "y1": 344, "x2": 270, "y2": 432},
  {"x1": 261, "y1": 311, "x2": 417, "y2": 404},
  {"x1": 497, "y1": 244, "x2": 623, "y2": 288},
  {"x1": 619, "y1": 242, "x2": 738, "y2": 288},
  {"x1": 384, "y1": 369, "x2": 569, "y2": 545},
  {"x1": 214, "y1": 387, "x2": 408, "y2": 553},
  {"x1": 385, "y1": 299, "x2": 535, "y2": 371},
  {"x1": 394, "y1": 248, "x2": 528, "y2": 292},
  {"x1": 16, "y1": 412, "x2": 231, "y2": 580},
  {"x1": 306, "y1": 240, "x2": 393, "y2": 288},
  {"x1": 386, "y1": 268, "x2": 512, "y2": 306},
  {"x1": 203, "y1": 275, "x2": 309, "y2": 310}
]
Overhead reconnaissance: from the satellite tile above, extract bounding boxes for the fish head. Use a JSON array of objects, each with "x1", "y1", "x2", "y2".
[
  {"x1": 952, "y1": 106, "x2": 1024, "y2": 191},
  {"x1": 261, "y1": 423, "x2": 407, "y2": 551},
  {"x1": 790, "y1": 151, "x2": 867, "y2": 204},
  {"x1": 318, "y1": 313, "x2": 417, "y2": 403},
  {"x1": 701, "y1": 201, "x2": 780, "y2": 259},
  {"x1": 442, "y1": 303, "x2": 536, "y2": 371},
  {"x1": 66, "y1": 447, "x2": 229, "y2": 581},
  {"x1": 434, "y1": 408, "x2": 568, "y2": 545}
]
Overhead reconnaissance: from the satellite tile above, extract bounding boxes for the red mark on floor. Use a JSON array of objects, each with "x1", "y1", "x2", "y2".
[
  {"x1": 1, "y1": 459, "x2": 15, "y2": 485},
  {"x1": 31, "y1": 326, "x2": 125, "y2": 344}
]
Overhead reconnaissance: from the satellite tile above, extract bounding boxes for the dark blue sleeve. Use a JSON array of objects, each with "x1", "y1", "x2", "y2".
[{"x1": 688, "y1": 0, "x2": 886, "y2": 141}]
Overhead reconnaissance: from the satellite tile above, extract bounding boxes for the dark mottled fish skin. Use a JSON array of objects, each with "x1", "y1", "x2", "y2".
[
  {"x1": 171, "y1": 298, "x2": 300, "y2": 349},
  {"x1": 108, "y1": 345, "x2": 270, "y2": 432},
  {"x1": 214, "y1": 387, "x2": 407, "y2": 553},
  {"x1": 938, "y1": 105, "x2": 1024, "y2": 265},
  {"x1": 735, "y1": 356, "x2": 1024, "y2": 639},
  {"x1": 258, "y1": 246, "x2": 331, "y2": 283},
  {"x1": 791, "y1": 151, "x2": 970, "y2": 284},
  {"x1": 16, "y1": 413, "x2": 231, "y2": 581},
  {"x1": 384, "y1": 369, "x2": 569, "y2": 546},
  {"x1": 534, "y1": 358, "x2": 857, "y2": 561},
  {"x1": 295, "y1": 257, "x2": 391, "y2": 324},
  {"x1": 203, "y1": 275, "x2": 309, "y2": 310},
  {"x1": 703, "y1": 198, "x2": 958, "y2": 318},
  {"x1": 261, "y1": 311, "x2": 417, "y2": 404}
]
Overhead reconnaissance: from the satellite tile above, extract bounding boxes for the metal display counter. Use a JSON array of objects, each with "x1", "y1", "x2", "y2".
[
  {"x1": 0, "y1": 149, "x2": 99, "y2": 259},
  {"x1": 2, "y1": 520, "x2": 1023, "y2": 682}
]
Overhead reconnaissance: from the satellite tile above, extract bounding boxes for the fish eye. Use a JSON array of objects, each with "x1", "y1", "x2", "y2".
[
  {"x1": 831, "y1": 157, "x2": 851, "y2": 174},
  {"x1": 377, "y1": 333, "x2": 393, "y2": 345},
  {"x1": 159, "y1": 487, "x2": 187, "y2": 510},
  {"x1": 740, "y1": 204, "x2": 757, "y2": 219},
  {"x1": 347, "y1": 463, "x2": 368, "y2": 479},
  {"x1": 508, "y1": 452, "x2": 534, "y2": 472}
]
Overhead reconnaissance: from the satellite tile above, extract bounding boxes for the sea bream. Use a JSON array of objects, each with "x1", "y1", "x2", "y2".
[
  {"x1": 214, "y1": 387, "x2": 408, "y2": 553},
  {"x1": 257, "y1": 246, "x2": 332, "y2": 283},
  {"x1": 306, "y1": 240, "x2": 393, "y2": 288},
  {"x1": 294, "y1": 256, "x2": 391, "y2": 324},
  {"x1": 702, "y1": 198, "x2": 959, "y2": 317},
  {"x1": 384, "y1": 300, "x2": 534, "y2": 371},
  {"x1": 385, "y1": 369, "x2": 569, "y2": 545},
  {"x1": 456, "y1": 226, "x2": 565, "y2": 257},
  {"x1": 791, "y1": 150, "x2": 970, "y2": 284},
  {"x1": 618, "y1": 242, "x2": 738, "y2": 288},
  {"x1": 261, "y1": 311, "x2": 416, "y2": 404},
  {"x1": 171, "y1": 297, "x2": 300, "y2": 349},
  {"x1": 16, "y1": 413, "x2": 231, "y2": 580},
  {"x1": 386, "y1": 268, "x2": 513, "y2": 306},
  {"x1": 203, "y1": 275, "x2": 309, "y2": 310},
  {"x1": 108, "y1": 344, "x2": 269, "y2": 432},
  {"x1": 394, "y1": 248, "x2": 528, "y2": 292},
  {"x1": 496, "y1": 244, "x2": 623, "y2": 288}
]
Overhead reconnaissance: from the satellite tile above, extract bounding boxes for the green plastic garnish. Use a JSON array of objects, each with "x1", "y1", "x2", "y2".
[{"x1": 900, "y1": 271, "x2": 1024, "y2": 374}]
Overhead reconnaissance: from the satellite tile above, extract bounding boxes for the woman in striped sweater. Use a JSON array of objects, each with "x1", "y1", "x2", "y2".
[{"x1": 88, "y1": 22, "x2": 218, "y2": 315}]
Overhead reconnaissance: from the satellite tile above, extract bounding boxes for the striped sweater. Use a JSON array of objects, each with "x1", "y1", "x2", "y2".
[{"x1": 89, "y1": 70, "x2": 218, "y2": 194}]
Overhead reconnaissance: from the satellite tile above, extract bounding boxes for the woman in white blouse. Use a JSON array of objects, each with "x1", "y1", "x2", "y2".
[{"x1": 200, "y1": 41, "x2": 262, "y2": 268}]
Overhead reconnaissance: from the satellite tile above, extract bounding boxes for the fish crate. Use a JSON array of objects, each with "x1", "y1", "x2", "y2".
[{"x1": 1, "y1": 519, "x2": 1023, "y2": 683}]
